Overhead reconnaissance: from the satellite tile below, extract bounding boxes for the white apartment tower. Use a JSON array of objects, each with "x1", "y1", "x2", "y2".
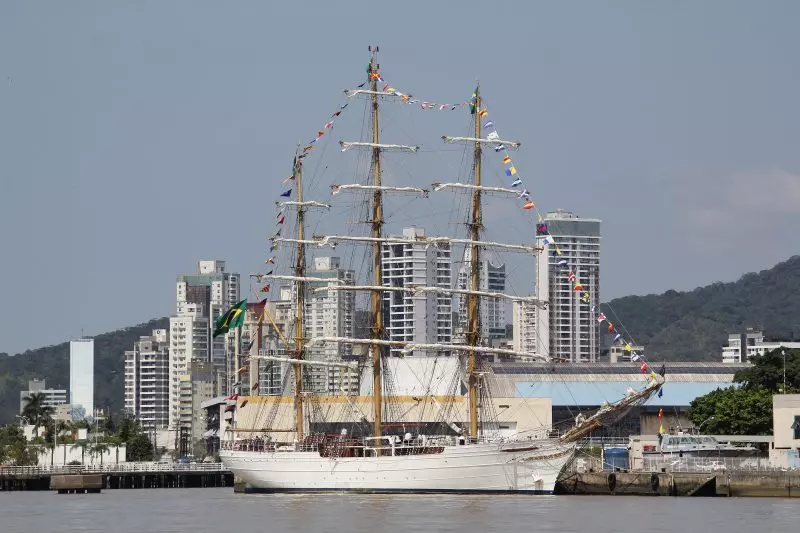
[
  {"x1": 381, "y1": 227, "x2": 452, "y2": 357},
  {"x1": 456, "y1": 248, "x2": 507, "y2": 343},
  {"x1": 303, "y1": 256, "x2": 357, "y2": 392},
  {"x1": 124, "y1": 329, "x2": 169, "y2": 431},
  {"x1": 512, "y1": 300, "x2": 539, "y2": 356},
  {"x1": 69, "y1": 338, "x2": 94, "y2": 418},
  {"x1": 247, "y1": 286, "x2": 295, "y2": 396},
  {"x1": 169, "y1": 260, "x2": 240, "y2": 431},
  {"x1": 536, "y1": 209, "x2": 601, "y2": 362}
]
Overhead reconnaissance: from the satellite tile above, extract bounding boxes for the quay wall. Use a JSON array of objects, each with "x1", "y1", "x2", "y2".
[{"x1": 557, "y1": 470, "x2": 800, "y2": 497}]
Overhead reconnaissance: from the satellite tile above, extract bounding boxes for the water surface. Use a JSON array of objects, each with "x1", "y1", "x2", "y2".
[{"x1": 0, "y1": 489, "x2": 796, "y2": 533}]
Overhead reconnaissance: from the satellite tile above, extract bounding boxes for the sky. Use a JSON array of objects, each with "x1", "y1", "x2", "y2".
[{"x1": 1, "y1": 1, "x2": 799, "y2": 355}]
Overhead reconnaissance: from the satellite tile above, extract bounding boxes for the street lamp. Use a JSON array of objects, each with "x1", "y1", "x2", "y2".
[
  {"x1": 782, "y1": 349, "x2": 787, "y2": 394},
  {"x1": 697, "y1": 416, "x2": 715, "y2": 434}
]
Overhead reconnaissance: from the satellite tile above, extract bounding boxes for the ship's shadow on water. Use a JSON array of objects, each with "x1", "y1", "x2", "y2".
[{"x1": 0, "y1": 489, "x2": 797, "y2": 533}]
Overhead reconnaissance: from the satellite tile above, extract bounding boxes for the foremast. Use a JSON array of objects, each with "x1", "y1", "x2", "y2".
[
  {"x1": 467, "y1": 86, "x2": 482, "y2": 438},
  {"x1": 368, "y1": 47, "x2": 384, "y2": 446},
  {"x1": 293, "y1": 156, "x2": 305, "y2": 440}
]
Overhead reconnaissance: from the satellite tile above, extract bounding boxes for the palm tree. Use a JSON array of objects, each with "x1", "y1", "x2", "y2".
[
  {"x1": 105, "y1": 436, "x2": 123, "y2": 464},
  {"x1": 91, "y1": 442, "x2": 109, "y2": 465},
  {"x1": 71, "y1": 440, "x2": 89, "y2": 465},
  {"x1": 35, "y1": 443, "x2": 49, "y2": 467},
  {"x1": 56, "y1": 420, "x2": 72, "y2": 465},
  {"x1": 21, "y1": 392, "x2": 55, "y2": 438}
]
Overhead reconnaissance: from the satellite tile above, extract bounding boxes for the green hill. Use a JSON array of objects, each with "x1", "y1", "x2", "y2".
[
  {"x1": 600, "y1": 255, "x2": 800, "y2": 361},
  {"x1": 0, "y1": 318, "x2": 169, "y2": 425}
]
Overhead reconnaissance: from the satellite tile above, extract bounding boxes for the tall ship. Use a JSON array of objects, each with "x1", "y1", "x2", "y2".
[{"x1": 218, "y1": 47, "x2": 664, "y2": 493}]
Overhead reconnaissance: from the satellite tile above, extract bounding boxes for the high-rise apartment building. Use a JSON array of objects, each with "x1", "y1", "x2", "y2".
[
  {"x1": 243, "y1": 258, "x2": 358, "y2": 395},
  {"x1": 304, "y1": 256, "x2": 356, "y2": 393},
  {"x1": 124, "y1": 329, "x2": 169, "y2": 431},
  {"x1": 536, "y1": 209, "x2": 601, "y2": 362},
  {"x1": 239, "y1": 287, "x2": 294, "y2": 397},
  {"x1": 381, "y1": 227, "x2": 452, "y2": 357},
  {"x1": 169, "y1": 260, "x2": 239, "y2": 432},
  {"x1": 69, "y1": 338, "x2": 94, "y2": 418},
  {"x1": 169, "y1": 304, "x2": 209, "y2": 430},
  {"x1": 456, "y1": 248, "x2": 507, "y2": 343},
  {"x1": 512, "y1": 299, "x2": 540, "y2": 356}
]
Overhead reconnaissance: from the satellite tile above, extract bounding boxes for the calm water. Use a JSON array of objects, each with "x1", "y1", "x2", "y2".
[{"x1": 0, "y1": 489, "x2": 797, "y2": 533}]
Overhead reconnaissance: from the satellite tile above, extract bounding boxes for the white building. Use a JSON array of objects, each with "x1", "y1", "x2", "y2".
[
  {"x1": 512, "y1": 299, "x2": 539, "y2": 357},
  {"x1": 721, "y1": 329, "x2": 800, "y2": 363},
  {"x1": 536, "y1": 209, "x2": 601, "y2": 363},
  {"x1": 170, "y1": 260, "x2": 240, "y2": 431},
  {"x1": 242, "y1": 258, "x2": 358, "y2": 395},
  {"x1": 175, "y1": 260, "x2": 240, "y2": 390},
  {"x1": 381, "y1": 227, "x2": 452, "y2": 357},
  {"x1": 169, "y1": 305, "x2": 209, "y2": 430},
  {"x1": 609, "y1": 344, "x2": 645, "y2": 363},
  {"x1": 304, "y1": 257, "x2": 357, "y2": 393},
  {"x1": 456, "y1": 249, "x2": 507, "y2": 343},
  {"x1": 124, "y1": 329, "x2": 169, "y2": 431},
  {"x1": 69, "y1": 338, "x2": 94, "y2": 418},
  {"x1": 770, "y1": 394, "x2": 800, "y2": 469},
  {"x1": 237, "y1": 286, "x2": 297, "y2": 398},
  {"x1": 19, "y1": 379, "x2": 67, "y2": 414}
]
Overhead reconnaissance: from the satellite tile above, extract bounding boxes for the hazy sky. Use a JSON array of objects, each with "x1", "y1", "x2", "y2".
[{"x1": 2, "y1": 1, "x2": 799, "y2": 355}]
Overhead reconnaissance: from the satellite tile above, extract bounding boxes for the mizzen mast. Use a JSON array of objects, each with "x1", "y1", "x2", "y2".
[
  {"x1": 466, "y1": 86, "x2": 482, "y2": 437},
  {"x1": 293, "y1": 156, "x2": 305, "y2": 440},
  {"x1": 368, "y1": 46, "x2": 384, "y2": 445}
]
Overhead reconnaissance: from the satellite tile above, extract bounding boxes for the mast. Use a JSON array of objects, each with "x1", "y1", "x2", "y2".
[
  {"x1": 293, "y1": 156, "x2": 305, "y2": 440},
  {"x1": 467, "y1": 86, "x2": 482, "y2": 437},
  {"x1": 368, "y1": 46, "x2": 384, "y2": 445}
]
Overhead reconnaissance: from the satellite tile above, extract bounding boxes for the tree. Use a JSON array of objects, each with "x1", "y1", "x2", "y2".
[
  {"x1": 0, "y1": 424, "x2": 38, "y2": 466},
  {"x1": 91, "y1": 442, "x2": 109, "y2": 465},
  {"x1": 687, "y1": 386, "x2": 774, "y2": 435},
  {"x1": 71, "y1": 440, "x2": 89, "y2": 465},
  {"x1": 105, "y1": 436, "x2": 123, "y2": 464},
  {"x1": 688, "y1": 348, "x2": 800, "y2": 434},
  {"x1": 21, "y1": 393, "x2": 55, "y2": 437},
  {"x1": 56, "y1": 420, "x2": 73, "y2": 465},
  {"x1": 734, "y1": 348, "x2": 800, "y2": 391},
  {"x1": 126, "y1": 432, "x2": 154, "y2": 462}
]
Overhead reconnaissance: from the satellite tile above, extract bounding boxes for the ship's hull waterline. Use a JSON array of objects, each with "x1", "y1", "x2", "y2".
[{"x1": 220, "y1": 440, "x2": 575, "y2": 494}]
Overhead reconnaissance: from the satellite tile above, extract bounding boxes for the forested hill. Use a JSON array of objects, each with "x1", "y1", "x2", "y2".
[
  {"x1": 601, "y1": 256, "x2": 800, "y2": 361},
  {"x1": 2, "y1": 257, "x2": 799, "y2": 423},
  {"x1": 0, "y1": 318, "x2": 169, "y2": 424}
]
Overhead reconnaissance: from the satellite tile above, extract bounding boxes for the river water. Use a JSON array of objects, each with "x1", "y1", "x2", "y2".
[{"x1": 0, "y1": 489, "x2": 796, "y2": 532}]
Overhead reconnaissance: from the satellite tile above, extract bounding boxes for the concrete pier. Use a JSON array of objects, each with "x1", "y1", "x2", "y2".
[
  {"x1": 51, "y1": 474, "x2": 104, "y2": 494},
  {"x1": 556, "y1": 471, "x2": 800, "y2": 497}
]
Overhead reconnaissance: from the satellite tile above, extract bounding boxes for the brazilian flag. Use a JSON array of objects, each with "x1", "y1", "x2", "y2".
[
  {"x1": 470, "y1": 86, "x2": 479, "y2": 115},
  {"x1": 213, "y1": 299, "x2": 248, "y2": 338}
]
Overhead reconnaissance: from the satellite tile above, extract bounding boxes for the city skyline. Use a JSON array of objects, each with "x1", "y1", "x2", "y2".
[{"x1": 3, "y1": 2, "x2": 800, "y2": 355}]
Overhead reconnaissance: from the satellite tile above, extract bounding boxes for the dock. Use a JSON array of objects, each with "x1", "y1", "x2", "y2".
[
  {"x1": 0, "y1": 462, "x2": 234, "y2": 492},
  {"x1": 556, "y1": 470, "x2": 800, "y2": 497}
]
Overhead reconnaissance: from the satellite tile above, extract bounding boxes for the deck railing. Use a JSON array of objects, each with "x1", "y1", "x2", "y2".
[
  {"x1": 0, "y1": 462, "x2": 228, "y2": 475},
  {"x1": 641, "y1": 456, "x2": 797, "y2": 472}
]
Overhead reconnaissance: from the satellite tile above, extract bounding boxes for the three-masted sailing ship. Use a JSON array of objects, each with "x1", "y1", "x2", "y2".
[{"x1": 218, "y1": 48, "x2": 664, "y2": 493}]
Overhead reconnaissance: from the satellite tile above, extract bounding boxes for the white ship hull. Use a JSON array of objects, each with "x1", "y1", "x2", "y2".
[{"x1": 220, "y1": 440, "x2": 574, "y2": 494}]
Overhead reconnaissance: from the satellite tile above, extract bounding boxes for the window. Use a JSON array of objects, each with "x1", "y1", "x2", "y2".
[{"x1": 793, "y1": 416, "x2": 800, "y2": 440}]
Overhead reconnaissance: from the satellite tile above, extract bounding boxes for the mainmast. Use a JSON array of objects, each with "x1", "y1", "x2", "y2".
[
  {"x1": 467, "y1": 86, "x2": 482, "y2": 437},
  {"x1": 368, "y1": 46, "x2": 384, "y2": 445},
  {"x1": 293, "y1": 156, "x2": 305, "y2": 440}
]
